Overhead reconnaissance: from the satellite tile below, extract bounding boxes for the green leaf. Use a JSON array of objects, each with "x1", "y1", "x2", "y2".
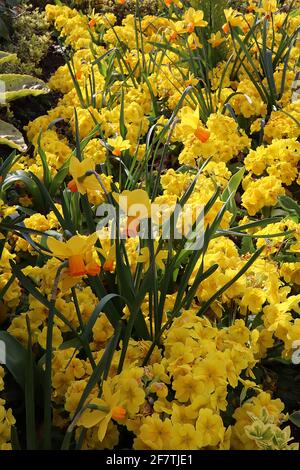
[
  {"x1": 120, "y1": 87, "x2": 127, "y2": 139},
  {"x1": 290, "y1": 8, "x2": 300, "y2": 17},
  {"x1": 278, "y1": 196, "x2": 300, "y2": 220},
  {"x1": 289, "y1": 411, "x2": 300, "y2": 428},
  {"x1": 37, "y1": 131, "x2": 52, "y2": 189},
  {"x1": 49, "y1": 157, "x2": 70, "y2": 197},
  {"x1": 0, "y1": 149, "x2": 20, "y2": 181},
  {"x1": 0, "y1": 119, "x2": 27, "y2": 152},
  {"x1": 25, "y1": 316, "x2": 37, "y2": 450},
  {"x1": 10, "y1": 261, "x2": 78, "y2": 338},
  {"x1": 11, "y1": 426, "x2": 21, "y2": 450},
  {"x1": 0, "y1": 17, "x2": 10, "y2": 41},
  {"x1": 83, "y1": 293, "x2": 123, "y2": 342},
  {"x1": 0, "y1": 51, "x2": 17, "y2": 65},
  {"x1": 0, "y1": 273, "x2": 15, "y2": 301},
  {"x1": 0, "y1": 74, "x2": 49, "y2": 103},
  {"x1": 198, "y1": 246, "x2": 265, "y2": 316},
  {"x1": 230, "y1": 28, "x2": 269, "y2": 104},
  {"x1": 61, "y1": 324, "x2": 122, "y2": 449},
  {"x1": 1, "y1": 171, "x2": 44, "y2": 212},
  {"x1": 222, "y1": 167, "x2": 245, "y2": 202},
  {"x1": 28, "y1": 172, "x2": 69, "y2": 229},
  {"x1": 0, "y1": 331, "x2": 27, "y2": 390},
  {"x1": 240, "y1": 387, "x2": 248, "y2": 405}
]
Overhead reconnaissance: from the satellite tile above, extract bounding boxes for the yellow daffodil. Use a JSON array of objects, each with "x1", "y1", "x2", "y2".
[
  {"x1": 164, "y1": 0, "x2": 182, "y2": 7},
  {"x1": 88, "y1": 18, "x2": 97, "y2": 28},
  {"x1": 68, "y1": 156, "x2": 100, "y2": 194},
  {"x1": 97, "y1": 242, "x2": 116, "y2": 272},
  {"x1": 208, "y1": 32, "x2": 226, "y2": 48},
  {"x1": 113, "y1": 189, "x2": 152, "y2": 237},
  {"x1": 222, "y1": 8, "x2": 245, "y2": 34},
  {"x1": 107, "y1": 136, "x2": 131, "y2": 157},
  {"x1": 168, "y1": 21, "x2": 186, "y2": 42},
  {"x1": 77, "y1": 381, "x2": 126, "y2": 442},
  {"x1": 183, "y1": 8, "x2": 208, "y2": 33},
  {"x1": 180, "y1": 106, "x2": 210, "y2": 142},
  {"x1": 187, "y1": 32, "x2": 203, "y2": 50},
  {"x1": 47, "y1": 233, "x2": 100, "y2": 278},
  {"x1": 261, "y1": 0, "x2": 278, "y2": 14}
]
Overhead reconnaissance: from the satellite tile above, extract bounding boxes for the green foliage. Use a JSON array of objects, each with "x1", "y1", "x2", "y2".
[
  {"x1": 0, "y1": 53, "x2": 49, "y2": 151},
  {"x1": 0, "y1": 119, "x2": 27, "y2": 151},
  {"x1": 0, "y1": 73, "x2": 50, "y2": 102},
  {"x1": 0, "y1": 5, "x2": 51, "y2": 77},
  {"x1": 191, "y1": 0, "x2": 228, "y2": 34}
]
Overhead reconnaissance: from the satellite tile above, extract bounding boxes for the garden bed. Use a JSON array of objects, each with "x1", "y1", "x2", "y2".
[{"x1": 0, "y1": 0, "x2": 300, "y2": 452}]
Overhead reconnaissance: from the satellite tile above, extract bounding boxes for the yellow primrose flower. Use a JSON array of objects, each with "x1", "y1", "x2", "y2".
[
  {"x1": 194, "y1": 354, "x2": 227, "y2": 392},
  {"x1": 196, "y1": 408, "x2": 225, "y2": 448},
  {"x1": 171, "y1": 423, "x2": 202, "y2": 450},
  {"x1": 172, "y1": 373, "x2": 208, "y2": 403},
  {"x1": 68, "y1": 156, "x2": 101, "y2": 194},
  {"x1": 139, "y1": 414, "x2": 173, "y2": 450},
  {"x1": 47, "y1": 233, "x2": 100, "y2": 278},
  {"x1": 38, "y1": 325, "x2": 63, "y2": 350},
  {"x1": 116, "y1": 378, "x2": 145, "y2": 415},
  {"x1": 107, "y1": 136, "x2": 131, "y2": 157},
  {"x1": 77, "y1": 381, "x2": 126, "y2": 442}
]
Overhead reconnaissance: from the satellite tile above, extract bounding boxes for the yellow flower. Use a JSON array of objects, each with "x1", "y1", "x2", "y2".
[
  {"x1": 117, "y1": 378, "x2": 145, "y2": 415},
  {"x1": 222, "y1": 8, "x2": 245, "y2": 33},
  {"x1": 97, "y1": 242, "x2": 116, "y2": 272},
  {"x1": 113, "y1": 189, "x2": 151, "y2": 218},
  {"x1": 38, "y1": 325, "x2": 63, "y2": 350},
  {"x1": 47, "y1": 233, "x2": 100, "y2": 278},
  {"x1": 196, "y1": 408, "x2": 225, "y2": 448},
  {"x1": 171, "y1": 402, "x2": 199, "y2": 425},
  {"x1": 172, "y1": 373, "x2": 207, "y2": 403},
  {"x1": 139, "y1": 414, "x2": 173, "y2": 450},
  {"x1": 171, "y1": 423, "x2": 201, "y2": 450},
  {"x1": 137, "y1": 242, "x2": 168, "y2": 271},
  {"x1": 183, "y1": 8, "x2": 208, "y2": 33},
  {"x1": 68, "y1": 156, "x2": 100, "y2": 194},
  {"x1": 107, "y1": 136, "x2": 131, "y2": 157},
  {"x1": 261, "y1": 0, "x2": 278, "y2": 14},
  {"x1": 77, "y1": 381, "x2": 126, "y2": 442},
  {"x1": 208, "y1": 32, "x2": 226, "y2": 48},
  {"x1": 194, "y1": 354, "x2": 227, "y2": 392},
  {"x1": 181, "y1": 107, "x2": 210, "y2": 142},
  {"x1": 240, "y1": 288, "x2": 267, "y2": 314},
  {"x1": 113, "y1": 189, "x2": 152, "y2": 237},
  {"x1": 187, "y1": 32, "x2": 203, "y2": 50}
]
